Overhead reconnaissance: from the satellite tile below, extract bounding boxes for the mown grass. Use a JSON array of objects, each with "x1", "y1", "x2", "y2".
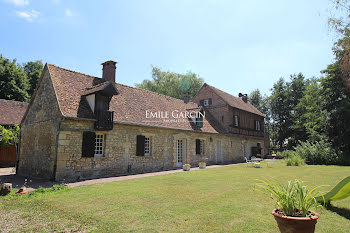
[{"x1": 1, "y1": 161, "x2": 350, "y2": 232}]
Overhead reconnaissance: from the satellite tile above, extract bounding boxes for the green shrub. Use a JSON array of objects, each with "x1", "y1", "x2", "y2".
[
  {"x1": 285, "y1": 155, "x2": 305, "y2": 166},
  {"x1": 294, "y1": 140, "x2": 341, "y2": 165},
  {"x1": 0, "y1": 125, "x2": 19, "y2": 147},
  {"x1": 277, "y1": 150, "x2": 295, "y2": 158},
  {"x1": 256, "y1": 179, "x2": 323, "y2": 217}
]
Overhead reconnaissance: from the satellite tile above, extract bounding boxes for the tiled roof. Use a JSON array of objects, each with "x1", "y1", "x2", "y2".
[
  {"x1": 47, "y1": 64, "x2": 223, "y2": 134},
  {"x1": 204, "y1": 83, "x2": 265, "y2": 117},
  {"x1": 0, "y1": 99, "x2": 28, "y2": 125}
]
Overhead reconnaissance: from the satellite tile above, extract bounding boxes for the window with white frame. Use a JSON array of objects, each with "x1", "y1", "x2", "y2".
[
  {"x1": 234, "y1": 115, "x2": 239, "y2": 127},
  {"x1": 94, "y1": 134, "x2": 104, "y2": 157},
  {"x1": 144, "y1": 136, "x2": 151, "y2": 156},
  {"x1": 255, "y1": 120, "x2": 261, "y2": 131},
  {"x1": 203, "y1": 99, "x2": 209, "y2": 106}
]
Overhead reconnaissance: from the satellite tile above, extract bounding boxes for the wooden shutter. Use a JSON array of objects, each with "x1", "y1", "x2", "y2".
[
  {"x1": 237, "y1": 115, "x2": 240, "y2": 127},
  {"x1": 82, "y1": 131, "x2": 96, "y2": 157},
  {"x1": 196, "y1": 139, "x2": 201, "y2": 154},
  {"x1": 136, "y1": 135, "x2": 145, "y2": 156},
  {"x1": 199, "y1": 99, "x2": 204, "y2": 106},
  {"x1": 208, "y1": 98, "x2": 212, "y2": 105}
]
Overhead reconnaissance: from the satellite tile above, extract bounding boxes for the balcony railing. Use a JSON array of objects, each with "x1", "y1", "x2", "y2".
[
  {"x1": 95, "y1": 110, "x2": 114, "y2": 131},
  {"x1": 229, "y1": 126, "x2": 264, "y2": 137}
]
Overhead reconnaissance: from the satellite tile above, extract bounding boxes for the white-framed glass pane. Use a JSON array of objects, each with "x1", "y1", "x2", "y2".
[
  {"x1": 234, "y1": 115, "x2": 239, "y2": 127},
  {"x1": 255, "y1": 121, "x2": 261, "y2": 131},
  {"x1": 204, "y1": 99, "x2": 209, "y2": 106},
  {"x1": 200, "y1": 140, "x2": 204, "y2": 155},
  {"x1": 177, "y1": 140, "x2": 183, "y2": 163},
  {"x1": 94, "y1": 134, "x2": 104, "y2": 157},
  {"x1": 144, "y1": 137, "x2": 151, "y2": 156}
]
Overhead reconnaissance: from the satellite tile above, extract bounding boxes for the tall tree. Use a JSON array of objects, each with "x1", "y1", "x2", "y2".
[
  {"x1": 0, "y1": 54, "x2": 29, "y2": 102},
  {"x1": 269, "y1": 78, "x2": 292, "y2": 148},
  {"x1": 269, "y1": 74, "x2": 309, "y2": 149},
  {"x1": 322, "y1": 0, "x2": 350, "y2": 162},
  {"x1": 294, "y1": 79, "x2": 327, "y2": 143},
  {"x1": 289, "y1": 73, "x2": 308, "y2": 145},
  {"x1": 249, "y1": 89, "x2": 271, "y2": 124},
  {"x1": 135, "y1": 66, "x2": 204, "y2": 100},
  {"x1": 23, "y1": 60, "x2": 43, "y2": 96},
  {"x1": 321, "y1": 63, "x2": 350, "y2": 159}
]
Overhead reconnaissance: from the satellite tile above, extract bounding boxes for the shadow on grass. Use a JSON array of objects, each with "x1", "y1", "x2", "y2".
[{"x1": 326, "y1": 204, "x2": 350, "y2": 220}]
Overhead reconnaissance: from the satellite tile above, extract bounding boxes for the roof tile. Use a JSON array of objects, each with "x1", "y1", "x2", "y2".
[
  {"x1": 0, "y1": 99, "x2": 28, "y2": 125},
  {"x1": 48, "y1": 64, "x2": 223, "y2": 134}
]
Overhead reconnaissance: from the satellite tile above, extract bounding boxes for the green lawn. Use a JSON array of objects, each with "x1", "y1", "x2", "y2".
[{"x1": 1, "y1": 161, "x2": 350, "y2": 232}]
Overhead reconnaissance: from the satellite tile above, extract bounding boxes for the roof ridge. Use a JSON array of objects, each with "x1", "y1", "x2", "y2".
[
  {"x1": 205, "y1": 83, "x2": 241, "y2": 101},
  {"x1": 47, "y1": 63, "x2": 98, "y2": 79},
  {"x1": 49, "y1": 63, "x2": 197, "y2": 106}
]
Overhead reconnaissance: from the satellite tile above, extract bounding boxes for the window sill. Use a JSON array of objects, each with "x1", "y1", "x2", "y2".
[{"x1": 80, "y1": 156, "x2": 106, "y2": 161}]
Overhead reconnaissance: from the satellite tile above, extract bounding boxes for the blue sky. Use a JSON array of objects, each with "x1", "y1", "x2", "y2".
[{"x1": 0, "y1": 0, "x2": 336, "y2": 96}]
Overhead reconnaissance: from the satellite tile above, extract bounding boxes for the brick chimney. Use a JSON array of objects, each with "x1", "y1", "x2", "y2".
[
  {"x1": 182, "y1": 91, "x2": 190, "y2": 103},
  {"x1": 239, "y1": 93, "x2": 248, "y2": 103},
  {"x1": 102, "y1": 60, "x2": 117, "y2": 82}
]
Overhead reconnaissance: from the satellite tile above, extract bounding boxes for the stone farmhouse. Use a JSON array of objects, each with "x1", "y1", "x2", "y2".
[{"x1": 17, "y1": 61, "x2": 266, "y2": 181}]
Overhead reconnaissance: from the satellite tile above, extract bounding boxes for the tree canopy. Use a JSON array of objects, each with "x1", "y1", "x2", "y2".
[
  {"x1": 23, "y1": 60, "x2": 43, "y2": 96},
  {"x1": 0, "y1": 55, "x2": 43, "y2": 102},
  {"x1": 135, "y1": 66, "x2": 204, "y2": 100},
  {"x1": 0, "y1": 55, "x2": 29, "y2": 102}
]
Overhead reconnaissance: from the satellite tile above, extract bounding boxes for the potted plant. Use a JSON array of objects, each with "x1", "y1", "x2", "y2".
[
  {"x1": 198, "y1": 157, "x2": 207, "y2": 169},
  {"x1": 198, "y1": 162, "x2": 206, "y2": 169},
  {"x1": 183, "y1": 164, "x2": 191, "y2": 171},
  {"x1": 256, "y1": 179, "x2": 323, "y2": 233}
]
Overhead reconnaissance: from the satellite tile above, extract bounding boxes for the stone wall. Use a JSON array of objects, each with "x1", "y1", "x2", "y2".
[
  {"x1": 18, "y1": 67, "x2": 62, "y2": 179},
  {"x1": 55, "y1": 119, "x2": 264, "y2": 181}
]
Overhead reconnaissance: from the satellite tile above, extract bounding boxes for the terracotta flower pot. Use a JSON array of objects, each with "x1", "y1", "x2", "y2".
[{"x1": 272, "y1": 209, "x2": 319, "y2": 233}]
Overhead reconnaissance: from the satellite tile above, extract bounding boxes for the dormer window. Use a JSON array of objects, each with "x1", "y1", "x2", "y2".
[
  {"x1": 195, "y1": 110, "x2": 204, "y2": 128},
  {"x1": 204, "y1": 99, "x2": 209, "y2": 106},
  {"x1": 82, "y1": 81, "x2": 119, "y2": 131}
]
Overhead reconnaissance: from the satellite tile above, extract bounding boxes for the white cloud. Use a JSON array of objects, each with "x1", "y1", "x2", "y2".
[
  {"x1": 5, "y1": 0, "x2": 29, "y2": 6},
  {"x1": 15, "y1": 10, "x2": 40, "y2": 22},
  {"x1": 65, "y1": 8, "x2": 73, "y2": 17}
]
